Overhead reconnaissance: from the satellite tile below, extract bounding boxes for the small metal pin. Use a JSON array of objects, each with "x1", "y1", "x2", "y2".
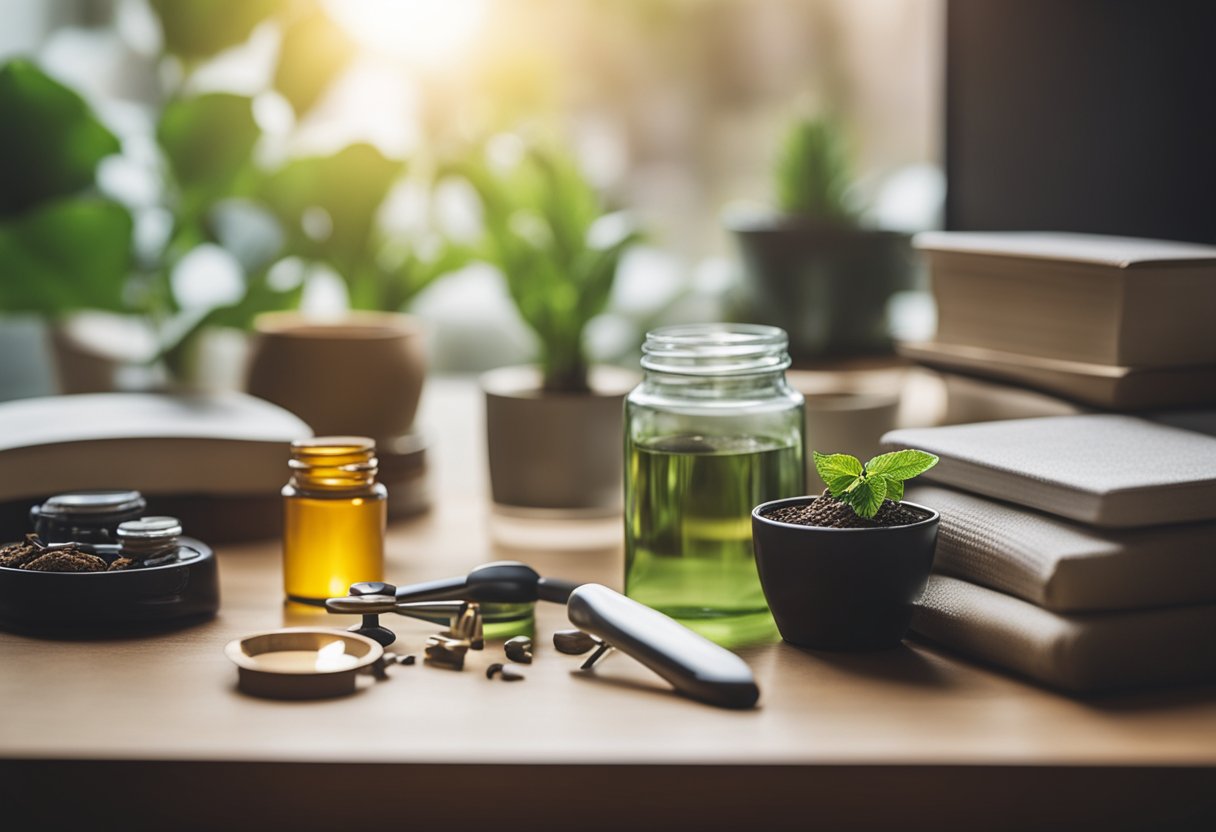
[
  {"x1": 424, "y1": 633, "x2": 470, "y2": 670},
  {"x1": 580, "y1": 641, "x2": 614, "y2": 671},
  {"x1": 451, "y1": 603, "x2": 484, "y2": 650}
]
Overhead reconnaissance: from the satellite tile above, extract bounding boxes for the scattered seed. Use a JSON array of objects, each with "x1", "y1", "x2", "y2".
[
  {"x1": 399, "y1": 655, "x2": 416, "y2": 666},
  {"x1": 553, "y1": 629, "x2": 598, "y2": 655},
  {"x1": 504, "y1": 636, "x2": 533, "y2": 664},
  {"x1": 500, "y1": 664, "x2": 526, "y2": 681},
  {"x1": 486, "y1": 662, "x2": 504, "y2": 679}
]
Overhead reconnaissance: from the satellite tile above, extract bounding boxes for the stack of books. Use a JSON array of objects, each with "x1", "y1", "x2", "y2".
[
  {"x1": 883, "y1": 415, "x2": 1216, "y2": 693},
  {"x1": 903, "y1": 232, "x2": 1216, "y2": 420}
]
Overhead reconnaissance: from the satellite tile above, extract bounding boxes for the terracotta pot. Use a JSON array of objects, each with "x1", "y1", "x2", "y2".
[
  {"x1": 246, "y1": 312, "x2": 427, "y2": 440},
  {"x1": 482, "y1": 365, "x2": 638, "y2": 514}
]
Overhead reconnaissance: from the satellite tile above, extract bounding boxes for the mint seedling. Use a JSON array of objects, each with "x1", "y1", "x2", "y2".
[{"x1": 812, "y1": 449, "x2": 939, "y2": 519}]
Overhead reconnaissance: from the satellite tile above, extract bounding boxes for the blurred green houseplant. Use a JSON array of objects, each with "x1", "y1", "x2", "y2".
[
  {"x1": 445, "y1": 144, "x2": 641, "y2": 393},
  {"x1": 0, "y1": 60, "x2": 132, "y2": 319},
  {"x1": 774, "y1": 116, "x2": 859, "y2": 224},
  {"x1": 1, "y1": 1, "x2": 469, "y2": 384},
  {"x1": 728, "y1": 113, "x2": 912, "y2": 359},
  {"x1": 440, "y1": 140, "x2": 642, "y2": 513}
]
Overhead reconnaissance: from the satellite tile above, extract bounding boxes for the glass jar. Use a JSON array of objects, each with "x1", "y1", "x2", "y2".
[
  {"x1": 282, "y1": 437, "x2": 386, "y2": 604},
  {"x1": 624, "y1": 324, "x2": 805, "y2": 646},
  {"x1": 30, "y1": 490, "x2": 146, "y2": 545}
]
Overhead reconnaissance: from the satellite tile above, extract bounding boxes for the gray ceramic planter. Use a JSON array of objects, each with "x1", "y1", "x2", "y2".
[
  {"x1": 728, "y1": 217, "x2": 913, "y2": 360},
  {"x1": 482, "y1": 365, "x2": 637, "y2": 515},
  {"x1": 751, "y1": 495, "x2": 939, "y2": 651}
]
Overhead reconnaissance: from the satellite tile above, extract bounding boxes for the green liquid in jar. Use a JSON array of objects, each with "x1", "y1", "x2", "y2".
[{"x1": 624, "y1": 434, "x2": 804, "y2": 646}]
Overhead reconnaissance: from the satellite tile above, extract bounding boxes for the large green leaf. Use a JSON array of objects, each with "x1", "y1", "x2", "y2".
[
  {"x1": 842, "y1": 474, "x2": 887, "y2": 520},
  {"x1": 0, "y1": 59, "x2": 121, "y2": 217},
  {"x1": 865, "y1": 449, "x2": 939, "y2": 482},
  {"x1": 157, "y1": 93, "x2": 259, "y2": 200},
  {"x1": 149, "y1": 0, "x2": 278, "y2": 61},
  {"x1": 813, "y1": 451, "x2": 864, "y2": 496},
  {"x1": 0, "y1": 198, "x2": 132, "y2": 314},
  {"x1": 274, "y1": 6, "x2": 355, "y2": 116},
  {"x1": 439, "y1": 143, "x2": 638, "y2": 391},
  {"x1": 261, "y1": 143, "x2": 405, "y2": 266}
]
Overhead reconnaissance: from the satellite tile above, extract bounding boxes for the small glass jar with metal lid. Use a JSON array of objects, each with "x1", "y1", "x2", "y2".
[
  {"x1": 30, "y1": 490, "x2": 147, "y2": 545},
  {"x1": 624, "y1": 324, "x2": 805, "y2": 645}
]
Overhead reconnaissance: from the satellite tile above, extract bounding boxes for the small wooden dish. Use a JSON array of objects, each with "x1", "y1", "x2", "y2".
[{"x1": 225, "y1": 628, "x2": 384, "y2": 700}]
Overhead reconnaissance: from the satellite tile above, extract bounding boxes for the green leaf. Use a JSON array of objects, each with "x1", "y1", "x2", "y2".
[
  {"x1": 865, "y1": 449, "x2": 939, "y2": 482},
  {"x1": 884, "y1": 478, "x2": 904, "y2": 503},
  {"x1": 842, "y1": 474, "x2": 887, "y2": 519},
  {"x1": 0, "y1": 59, "x2": 121, "y2": 217},
  {"x1": 150, "y1": 0, "x2": 278, "y2": 61},
  {"x1": 158, "y1": 93, "x2": 259, "y2": 198},
  {"x1": 439, "y1": 142, "x2": 638, "y2": 392},
  {"x1": 261, "y1": 143, "x2": 405, "y2": 267},
  {"x1": 273, "y1": 6, "x2": 355, "y2": 116},
  {"x1": 812, "y1": 451, "x2": 864, "y2": 496},
  {"x1": 0, "y1": 197, "x2": 132, "y2": 314}
]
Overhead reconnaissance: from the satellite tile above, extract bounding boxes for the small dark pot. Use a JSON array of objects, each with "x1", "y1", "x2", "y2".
[
  {"x1": 728, "y1": 217, "x2": 913, "y2": 361},
  {"x1": 751, "y1": 496, "x2": 939, "y2": 651}
]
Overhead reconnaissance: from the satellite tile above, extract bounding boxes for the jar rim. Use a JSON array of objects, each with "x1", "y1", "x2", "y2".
[{"x1": 641, "y1": 323, "x2": 790, "y2": 376}]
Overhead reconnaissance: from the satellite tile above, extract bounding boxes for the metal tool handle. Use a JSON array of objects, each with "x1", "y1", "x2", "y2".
[
  {"x1": 566, "y1": 584, "x2": 760, "y2": 710},
  {"x1": 388, "y1": 562, "x2": 578, "y2": 604}
]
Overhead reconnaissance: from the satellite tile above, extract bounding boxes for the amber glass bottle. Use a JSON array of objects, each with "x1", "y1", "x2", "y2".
[{"x1": 282, "y1": 437, "x2": 386, "y2": 604}]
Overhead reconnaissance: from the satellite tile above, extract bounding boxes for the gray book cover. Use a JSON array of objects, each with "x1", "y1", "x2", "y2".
[
  {"x1": 912, "y1": 576, "x2": 1216, "y2": 693},
  {"x1": 906, "y1": 484, "x2": 1216, "y2": 612},
  {"x1": 884, "y1": 414, "x2": 1216, "y2": 528}
]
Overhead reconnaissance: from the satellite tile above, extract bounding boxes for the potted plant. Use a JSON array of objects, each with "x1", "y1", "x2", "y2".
[
  {"x1": 751, "y1": 448, "x2": 940, "y2": 650},
  {"x1": 443, "y1": 143, "x2": 641, "y2": 514},
  {"x1": 726, "y1": 115, "x2": 913, "y2": 361},
  {"x1": 0, "y1": 59, "x2": 135, "y2": 397}
]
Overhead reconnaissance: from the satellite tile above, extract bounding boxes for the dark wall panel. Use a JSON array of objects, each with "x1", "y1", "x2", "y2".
[{"x1": 946, "y1": 0, "x2": 1216, "y2": 244}]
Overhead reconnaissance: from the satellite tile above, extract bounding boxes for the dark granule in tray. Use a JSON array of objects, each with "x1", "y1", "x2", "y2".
[
  {"x1": 20, "y1": 548, "x2": 108, "y2": 572},
  {"x1": 0, "y1": 541, "x2": 40, "y2": 569},
  {"x1": 763, "y1": 490, "x2": 929, "y2": 529}
]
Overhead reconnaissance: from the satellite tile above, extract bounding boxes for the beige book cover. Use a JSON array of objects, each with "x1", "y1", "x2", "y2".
[
  {"x1": 906, "y1": 484, "x2": 1216, "y2": 612},
  {"x1": 935, "y1": 371, "x2": 1091, "y2": 423},
  {"x1": 884, "y1": 414, "x2": 1216, "y2": 528},
  {"x1": 898, "y1": 340, "x2": 1216, "y2": 410},
  {"x1": 915, "y1": 231, "x2": 1216, "y2": 368},
  {"x1": 0, "y1": 392, "x2": 311, "y2": 502},
  {"x1": 912, "y1": 576, "x2": 1216, "y2": 694}
]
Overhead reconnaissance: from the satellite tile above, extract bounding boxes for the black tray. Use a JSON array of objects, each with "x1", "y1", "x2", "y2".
[{"x1": 0, "y1": 536, "x2": 220, "y2": 633}]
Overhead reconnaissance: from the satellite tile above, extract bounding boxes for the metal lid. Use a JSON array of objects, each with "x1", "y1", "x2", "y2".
[
  {"x1": 38, "y1": 491, "x2": 145, "y2": 518},
  {"x1": 117, "y1": 516, "x2": 182, "y2": 558}
]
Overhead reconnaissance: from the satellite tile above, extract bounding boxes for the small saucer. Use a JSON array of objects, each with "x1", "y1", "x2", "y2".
[{"x1": 225, "y1": 628, "x2": 384, "y2": 700}]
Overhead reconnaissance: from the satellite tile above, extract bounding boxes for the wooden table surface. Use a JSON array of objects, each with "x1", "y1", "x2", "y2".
[{"x1": 2, "y1": 377, "x2": 1214, "y2": 831}]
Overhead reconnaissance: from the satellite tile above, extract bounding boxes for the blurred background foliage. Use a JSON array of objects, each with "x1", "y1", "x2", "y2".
[{"x1": 0, "y1": 0, "x2": 943, "y2": 395}]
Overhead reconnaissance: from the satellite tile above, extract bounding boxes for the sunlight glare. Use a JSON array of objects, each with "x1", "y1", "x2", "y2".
[{"x1": 325, "y1": 0, "x2": 488, "y2": 67}]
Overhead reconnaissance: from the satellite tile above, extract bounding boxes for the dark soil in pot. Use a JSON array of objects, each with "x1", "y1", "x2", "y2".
[{"x1": 762, "y1": 490, "x2": 931, "y2": 529}]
